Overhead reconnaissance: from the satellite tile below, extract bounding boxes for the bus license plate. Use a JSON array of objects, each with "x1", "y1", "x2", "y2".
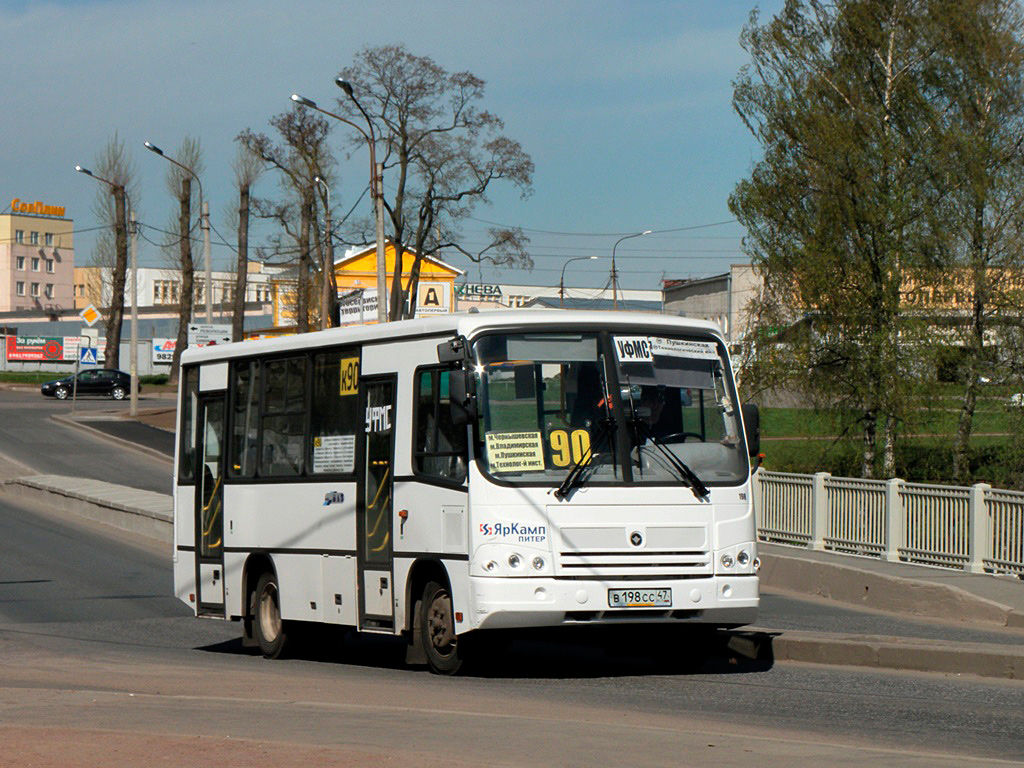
[{"x1": 607, "y1": 588, "x2": 672, "y2": 608}]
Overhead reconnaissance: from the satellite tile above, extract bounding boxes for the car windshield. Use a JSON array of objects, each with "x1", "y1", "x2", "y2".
[{"x1": 472, "y1": 330, "x2": 748, "y2": 487}]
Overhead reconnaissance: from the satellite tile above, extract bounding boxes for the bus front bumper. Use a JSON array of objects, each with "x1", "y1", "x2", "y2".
[{"x1": 467, "y1": 574, "x2": 758, "y2": 631}]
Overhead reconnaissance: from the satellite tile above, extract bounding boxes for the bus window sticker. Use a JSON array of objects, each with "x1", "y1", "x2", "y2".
[
  {"x1": 312, "y1": 434, "x2": 356, "y2": 473},
  {"x1": 612, "y1": 336, "x2": 653, "y2": 363},
  {"x1": 548, "y1": 428, "x2": 591, "y2": 468},
  {"x1": 484, "y1": 431, "x2": 546, "y2": 473},
  {"x1": 648, "y1": 337, "x2": 719, "y2": 360},
  {"x1": 339, "y1": 357, "x2": 359, "y2": 396}
]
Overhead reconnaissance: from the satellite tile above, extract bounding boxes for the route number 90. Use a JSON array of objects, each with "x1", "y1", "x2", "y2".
[{"x1": 549, "y1": 429, "x2": 591, "y2": 467}]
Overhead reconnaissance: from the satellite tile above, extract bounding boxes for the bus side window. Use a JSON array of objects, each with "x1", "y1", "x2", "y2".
[
  {"x1": 260, "y1": 357, "x2": 307, "y2": 477},
  {"x1": 309, "y1": 348, "x2": 360, "y2": 475},
  {"x1": 229, "y1": 360, "x2": 260, "y2": 477},
  {"x1": 414, "y1": 367, "x2": 467, "y2": 484}
]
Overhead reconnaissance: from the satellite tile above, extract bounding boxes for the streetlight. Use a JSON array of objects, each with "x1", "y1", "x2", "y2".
[
  {"x1": 143, "y1": 141, "x2": 212, "y2": 323},
  {"x1": 611, "y1": 230, "x2": 652, "y2": 310},
  {"x1": 559, "y1": 255, "x2": 599, "y2": 308},
  {"x1": 314, "y1": 175, "x2": 336, "y2": 331},
  {"x1": 75, "y1": 164, "x2": 139, "y2": 416},
  {"x1": 291, "y1": 84, "x2": 388, "y2": 324}
]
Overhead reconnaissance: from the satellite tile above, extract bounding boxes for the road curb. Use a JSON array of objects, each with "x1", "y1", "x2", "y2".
[
  {"x1": 1, "y1": 477, "x2": 172, "y2": 543},
  {"x1": 735, "y1": 629, "x2": 1024, "y2": 681},
  {"x1": 50, "y1": 413, "x2": 173, "y2": 465},
  {"x1": 758, "y1": 549, "x2": 1023, "y2": 629}
]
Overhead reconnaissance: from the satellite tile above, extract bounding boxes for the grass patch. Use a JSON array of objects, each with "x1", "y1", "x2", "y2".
[{"x1": 0, "y1": 372, "x2": 62, "y2": 383}]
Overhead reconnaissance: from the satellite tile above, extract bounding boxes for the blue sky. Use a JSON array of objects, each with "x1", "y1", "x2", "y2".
[{"x1": 1, "y1": 0, "x2": 783, "y2": 293}]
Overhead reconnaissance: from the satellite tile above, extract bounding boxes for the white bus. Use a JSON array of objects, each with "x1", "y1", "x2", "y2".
[{"x1": 173, "y1": 310, "x2": 761, "y2": 674}]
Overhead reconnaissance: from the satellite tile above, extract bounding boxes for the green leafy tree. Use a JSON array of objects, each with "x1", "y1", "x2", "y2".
[
  {"x1": 731, "y1": 0, "x2": 943, "y2": 478},
  {"x1": 924, "y1": 0, "x2": 1024, "y2": 483}
]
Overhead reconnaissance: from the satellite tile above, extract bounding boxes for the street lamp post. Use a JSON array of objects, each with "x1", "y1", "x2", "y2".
[
  {"x1": 291, "y1": 84, "x2": 388, "y2": 324},
  {"x1": 314, "y1": 176, "x2": 335, "y2": 331},
  {"x1": 611, "y1": 230, "x2": 652, "y2": 310},
  {"x1": 559, "y1": 255, "x2": 599, "y2": 308},
  {"x1": 143, "y1": 141, "x2": 211, "y2": 323},
  {"x1": 75, "y1": 164, "x2": 139, "y2": 417}
]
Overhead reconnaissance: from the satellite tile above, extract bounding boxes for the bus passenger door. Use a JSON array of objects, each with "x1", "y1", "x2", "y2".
[
  {"x1": 195, "y1": 393, "x2": 226, "y2": 616},
  {"x1": 358, "y1": 376, "x2": 396, "y2": 630}
]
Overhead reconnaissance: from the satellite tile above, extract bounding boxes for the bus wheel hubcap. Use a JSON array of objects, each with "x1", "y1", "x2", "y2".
[
  {"x1": 428, "y1": 594, "x2": 455, "y2": 650},
  {"x1": 260, "y1": 586, "x2": 280, "y2": 641}
]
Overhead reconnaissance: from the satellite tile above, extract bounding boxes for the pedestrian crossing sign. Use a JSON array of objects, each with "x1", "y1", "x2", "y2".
[{"x1": 80, "y1": 347, "x2": 97, "y2": 365}]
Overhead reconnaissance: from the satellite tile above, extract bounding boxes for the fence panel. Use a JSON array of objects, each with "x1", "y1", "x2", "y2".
[
  {"x1": 899, "y1": 482, "x2": 970, "y2": 568},
  {"x1": 754, "y1": 471, "x2": 813, "y2": 546},
  {"x1": 985, "y1": 489, "x2": 1024, "y2": 576},
  {"x1": 823, "y1": 476, "x2": 887, "y2": 555}
]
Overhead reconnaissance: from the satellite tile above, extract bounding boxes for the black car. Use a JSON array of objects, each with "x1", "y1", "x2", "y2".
[{"x1": 40, "y1": 369, "x2": 138, "y2": 401}]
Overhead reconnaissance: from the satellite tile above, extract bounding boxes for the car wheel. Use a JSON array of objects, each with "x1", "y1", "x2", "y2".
[
  {"x1": 54, "y1": 387, "x2": 68, "y2": 400},
  {"x1": 111, "y1": 386, "x2": 126, "y2": 400}
]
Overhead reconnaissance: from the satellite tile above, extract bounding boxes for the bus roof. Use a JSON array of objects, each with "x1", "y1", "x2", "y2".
[{"x1": 178, "y1": 310, "x2": 725, "y2": 365}]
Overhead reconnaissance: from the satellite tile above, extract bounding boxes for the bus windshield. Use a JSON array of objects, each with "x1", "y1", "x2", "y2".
[{"x1": 472, "y1": 331, "x2": 748, "y2": 487}]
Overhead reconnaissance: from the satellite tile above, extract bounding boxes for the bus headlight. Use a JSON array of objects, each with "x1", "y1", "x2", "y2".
[
  {"x1": 721, "y1": 554, "x2": 734, "y2": 568},
  {"x1": 508, "y1": 553, "x2": 522, "y2": 569},
  {"x1": 532, "y1": 556, "x2": 545, "y2": 571},
  {"x1": 484, "y1": 560, "x2": 498, "y2": 573},
  {"x1": 737, "y1": 550, "x2": 750, "y2": 566}
]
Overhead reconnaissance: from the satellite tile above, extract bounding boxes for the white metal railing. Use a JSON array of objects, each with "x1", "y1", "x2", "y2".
[{"x1": 753, "y1": 470, "x2": 1024, "y2": 576}]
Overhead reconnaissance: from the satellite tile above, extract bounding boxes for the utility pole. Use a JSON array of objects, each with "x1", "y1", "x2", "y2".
[
  {"x1": 129, "y1": 211, "x2": 139, "y2": 416},
  {"x1": 202, "y1": 200, "x2": 212, "y2": 323}
]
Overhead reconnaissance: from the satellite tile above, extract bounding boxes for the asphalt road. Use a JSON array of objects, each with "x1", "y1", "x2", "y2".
[
  {"x1": 0, "y1": 387, "x2": 171, "y2": 494},
  {"x1": 0, "y1": 493, "x2": 1022, "y2": 766}
]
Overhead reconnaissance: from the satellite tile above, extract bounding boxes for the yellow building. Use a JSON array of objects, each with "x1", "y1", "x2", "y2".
[
  {"x1": 273, "y1": 241, "x2": 463, "y2": 327},
  {"x1": 1, "y1": 197, "x2": 74, "y2": 313}
]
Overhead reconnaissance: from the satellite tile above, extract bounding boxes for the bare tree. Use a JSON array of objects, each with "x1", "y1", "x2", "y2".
[
  {"x1": 88, "y1": 134, "x2": 136, "y2": 369},
  {"x1": 334, "y1": 45, "x2": 534, "y2": 320},
  {"x1": 238, "y1": 109, "x2": 335, "y2": 332},
  {"x1": 230, "y1": 146, "x2": 264, "y2": 341},
  {"x1": 162, "y1": 138, "x2": 203, "y2": 383}
]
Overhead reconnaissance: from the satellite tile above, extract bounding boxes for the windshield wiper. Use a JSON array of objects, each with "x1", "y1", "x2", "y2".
[
  {"x1": 632, "y1": 417, "x2": 710, "y2": 500},
  {"x1": 554, "y1": 416, "x2": 615, "y2": 500}
]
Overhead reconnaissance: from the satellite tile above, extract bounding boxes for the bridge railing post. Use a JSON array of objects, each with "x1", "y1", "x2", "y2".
[
  {"x1": 885, "y1": 478, "x2": 904, "y2": 563},
  {"x1": 968, "y1": 483, "x2": 990, "y2": 574},
  {"x1": 811, "y1": 471, "x2": 830, "y2": 551}
]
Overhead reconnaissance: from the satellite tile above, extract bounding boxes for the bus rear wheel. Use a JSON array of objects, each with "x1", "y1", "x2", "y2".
[
  {"x1": 253, "y1": 572, "x2": 288, "y2": 659},
  {"x1": 420, "y1": 580, "x2": 463, "y2": 675}
]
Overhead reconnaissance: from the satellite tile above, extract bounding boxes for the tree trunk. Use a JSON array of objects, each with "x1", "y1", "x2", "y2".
[
  {"x1": 170, "y1": 178, "x2": 194, "y2": 384},
  {"x1": 953, "y1": 201, "x2": 988, "y2": 484},
  {"x1": 883, "y1": 415, "x2": 896, "y2": 478},
  {"x1": 104, "y1": 186, "x2": 128, "y2": 370},
  {"x1": 861, "y1": 412, "x2": 877, "y2": 479},
  {"x1": 296, "y1": 197, "x2": 311, "y2": 333},
  {"x1": 389, "y1": 239, "x2": 405, "y2": 321},
  {"x1": 232, "y1": 182, "x2": 250, "y2": 343}
]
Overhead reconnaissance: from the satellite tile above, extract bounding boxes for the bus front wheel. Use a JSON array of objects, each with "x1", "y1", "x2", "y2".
[
  {"x1": 420, "y1": 580, "x2": 463, "y2": 675},
  {"x1": 253, "y1": 572, "x2": 288, "y2": 659}
]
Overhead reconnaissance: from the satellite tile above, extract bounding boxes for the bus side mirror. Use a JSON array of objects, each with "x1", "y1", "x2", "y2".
[
  {"x1": 437, "y1": 336, "x2": 470, "y2": 364},
  {"x1": 449, "y1": 369, "x2": 477, "y2": 427},
  {"x1": 741, "y1": 403, "x2": 760, "y2": 457}
]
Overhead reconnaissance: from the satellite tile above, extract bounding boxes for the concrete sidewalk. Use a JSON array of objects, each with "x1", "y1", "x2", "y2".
[{"x1": 1, "y1": 449, "x2": 1022, "y2": 680}]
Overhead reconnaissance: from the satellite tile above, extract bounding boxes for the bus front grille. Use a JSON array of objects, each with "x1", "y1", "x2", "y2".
[{"x1": 556, "y1": 551, "x2": 711, "y2": 578}]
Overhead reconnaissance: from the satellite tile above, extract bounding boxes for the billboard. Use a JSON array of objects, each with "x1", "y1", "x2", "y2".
[
  {"x1": 152, "y1": 338, "x2": 176, "y2": 364},
  {"x1": 5, "y1": 336, "x2": 80, "y2": 362}
]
